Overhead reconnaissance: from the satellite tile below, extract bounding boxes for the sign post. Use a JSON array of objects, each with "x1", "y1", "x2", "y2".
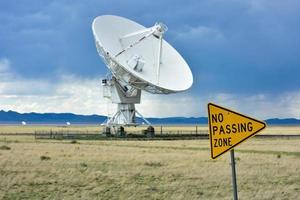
[
  {"x1": 207, "y1": 103, "x2": 266, "y2": 199},
  {"x1": 230, "y1": 150, "x2": 238, "y2": 200}
]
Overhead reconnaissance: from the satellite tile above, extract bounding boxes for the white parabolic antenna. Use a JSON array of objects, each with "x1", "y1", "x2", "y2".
[{"x1": 92, "y1": 15, "x2": 193, "y2": 127}]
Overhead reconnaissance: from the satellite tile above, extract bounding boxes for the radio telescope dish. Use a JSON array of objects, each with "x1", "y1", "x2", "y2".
[
  {"x1": 92, "y1": 15, "x2": 193, "y2": 130},
  {"x1": 92, "y1": 15, "x2": 193, "y2": 94}
]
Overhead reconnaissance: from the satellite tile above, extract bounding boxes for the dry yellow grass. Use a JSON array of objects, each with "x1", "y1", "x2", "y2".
[
  {"x1": 0, "y1": 125, "x2": 101, "y2": 134},
  {"x1": 261, "y1": 125, "x2": 300, "y2": 135},
  {"x1": 0, "y1": 132, "x2": 299, "y2": 199},
  {"x1": 0, "y1": 124, "x2": 299, "y2": 135}
]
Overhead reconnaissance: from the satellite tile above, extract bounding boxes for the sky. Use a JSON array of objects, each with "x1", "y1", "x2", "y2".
[{"x1": 0, "y1": 0, "x2": 300, "y2": 119}]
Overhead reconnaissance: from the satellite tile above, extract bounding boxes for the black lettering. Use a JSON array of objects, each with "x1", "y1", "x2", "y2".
[
  {"x1": 214, "y1": 138, "x2": 232, "y2": 147},
  {"x1": 219, "y1": 125, "x2": 225, "y2": 134},
  {"x1": 247, "y1": 122, "x2": 253, "y2": 131},
  {"x1": 218, "y1": 113, "x2": 223, "y2": 122},
  {"x1": 218, "y1": 139, "x2": 222, "y2": 147},
  {"x1": 214, "y1": 139, "x2": 218, "y2": 147},
  {"x1": 228, "y1": 137, "x2": 232, "y2": 146},
  {"x1": 226, "y1": 124, "x2": 231, "y2": 134},
  {"x1": 240, "y1": 123, "x2": 247, "y2": 132},
  {"x1": 211, "y1": 113, "x2": 223, "y2": 123},
  {"x1": 212, "y1": 114, "x2": 218, "y2": 123},
  {"x1": 212, "y1": 126, "x2": 218, "y2": 135},
  {"x1": 232, "y1": 124, "x2": 237, "y2": 133}
]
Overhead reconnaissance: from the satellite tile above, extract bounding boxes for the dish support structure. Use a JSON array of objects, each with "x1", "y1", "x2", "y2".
[{"x1": 102, "y1": 76, "x2": 150, "y2": 127}]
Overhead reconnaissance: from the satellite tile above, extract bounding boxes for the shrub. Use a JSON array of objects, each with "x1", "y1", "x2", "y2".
[
  {"x1": 144, "y1": 161, "x2": 163, "y2": 167},
  {"x1": 277, "y1": 154, "x2": 281, "y2": 159},
  {"x1": 40, "y1": 155, "x2": 51, "y2": 161},
  {"x1": 80, "y1": 162, "x2": 88, "y2": 168},
  {"x1": 79, "y1": 162, "x2": 88, "y2": 173},
  {"x1": 0, "y1": 145, "x2": 11, "y2": 150},
  {"x1": 235, "y1": 157, "x2": 241, "y2": 161}
]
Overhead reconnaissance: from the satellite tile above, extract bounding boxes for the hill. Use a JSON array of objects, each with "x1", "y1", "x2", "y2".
[{"x1": 0, "y1": 110, "x2": 299, "y2": 125}]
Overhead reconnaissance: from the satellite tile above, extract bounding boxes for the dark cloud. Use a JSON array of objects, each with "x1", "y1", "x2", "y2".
[{"x1": 0, "y1": 0, "x2": 299, "y2": 95}]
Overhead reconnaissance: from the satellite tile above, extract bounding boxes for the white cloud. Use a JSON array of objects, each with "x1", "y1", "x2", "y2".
[
  {"x1": 0, "y1": 76, "x2": 108, "y2": 115},
  {"x1": 0, "y1": 58, "x2": 13, "y2": 81},
  {"x1": 0, "y1": 57, "x2": 300, "y2": 119},
  {"x1": 1, "y1": 77, "x2": 300, "y2": 119},
  {"x1": 0, "y1": 58, "x2": 10, "y2": 72},
  {"x1": 136, "y1": 91, "x2": 300, "y2": 119},
  {"x1": 205, "y1": 92, "x2": 300, "y2": 119},
  {"x1": 0, "y1": 58, "x2": 108, "y2": 115},
  {"x1": 0, "y1": 58, "x2": 56, "y2": 96},
  {"x1": 173, "y1": 25, "x2": 225, "y2": 42},
  {"x1": 137, "y1": 92, "x2": 200, "y2": 118}
]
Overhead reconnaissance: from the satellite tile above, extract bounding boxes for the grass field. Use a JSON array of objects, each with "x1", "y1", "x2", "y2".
[
  {"x1": 0, "y1": 125, "x2": 299, "y2": 199},
  {"x1": 0, "y1": 124, "x2": 300, "y2": 135}
]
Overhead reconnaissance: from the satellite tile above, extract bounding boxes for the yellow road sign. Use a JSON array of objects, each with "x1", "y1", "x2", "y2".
[{"x1": 208, "y1": 103, "x2": 266, "y2": 159}]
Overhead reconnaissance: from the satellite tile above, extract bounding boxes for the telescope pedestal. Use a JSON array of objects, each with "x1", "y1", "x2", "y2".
[
  {"x1": 106, "y1": 103, "x2": 136, "y2": 126},
  {"x1": 102, "y1": 76, "x2": 151, "y2": 128}
]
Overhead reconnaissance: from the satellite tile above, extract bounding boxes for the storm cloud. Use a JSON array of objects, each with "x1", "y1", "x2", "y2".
[{"x1": 0, "y1": 0, "x2": 300, "y2": 118}]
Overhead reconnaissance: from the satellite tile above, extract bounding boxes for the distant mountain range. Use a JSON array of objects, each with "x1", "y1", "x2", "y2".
[{"x1": 0, "y1": 110, "x2": 299, "y2": 125}]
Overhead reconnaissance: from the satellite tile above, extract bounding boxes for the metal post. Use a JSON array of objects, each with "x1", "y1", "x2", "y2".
[
  {"x1": 156, "y1": 36, "x2": 163, "y2": 84},
  {"x1": 230, "y1": 149, "x2": 238, "y2": 200}
]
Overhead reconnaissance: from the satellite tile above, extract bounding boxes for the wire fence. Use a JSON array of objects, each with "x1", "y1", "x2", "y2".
[{"x1": 1, "y1": 125, "x2": 299, "y2": 141}]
